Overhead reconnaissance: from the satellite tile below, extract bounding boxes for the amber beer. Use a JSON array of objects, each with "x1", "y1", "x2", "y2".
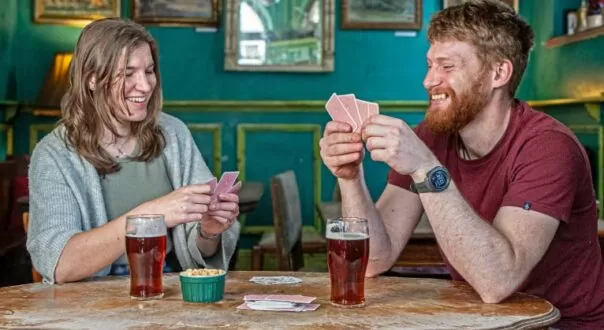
[
  {"x1": 326, "y1": 218, "x2": 369, "y2": 307},
  {"x1": 125, "y1": 215, "x2": 167, "y2": 300}
]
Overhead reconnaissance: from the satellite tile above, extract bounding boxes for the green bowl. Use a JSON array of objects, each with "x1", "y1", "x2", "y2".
[{"x1": 179, "y1": 270, "x2": 226, "y2": 303}]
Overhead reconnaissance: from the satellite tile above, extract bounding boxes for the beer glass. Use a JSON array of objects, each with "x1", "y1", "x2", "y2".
[
  {"x1": 125, "y1": 214, "x2": 167, "y2": 300},
  {"x1": 326, "y1": 217, "x2": 370, "y2": 307}
]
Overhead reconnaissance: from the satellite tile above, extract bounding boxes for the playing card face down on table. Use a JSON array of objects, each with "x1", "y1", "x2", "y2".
[
  {"x1": 324, "y1": 93, "x2": 379, "y2": 131},
  {"x1": 237, "y1": 294, "x2": 320, "y2": 312}
]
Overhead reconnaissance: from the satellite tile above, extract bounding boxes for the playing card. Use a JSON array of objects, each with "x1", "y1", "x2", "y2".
[
  {"x1": 213, "y1": 171, "x2": 239, "y2": 200},
  {"x1": 338, "y1": 94, "x2": 362, "y2": 131},
  {"x1": 226, "y1": 181, "x2": 240, "y2": 194},
  {"x1": 249, "y1": 276, "x2": 302, "y2": 285},
  {"x1": 356, "y1": 99, "x2": 370, "y2": 124},
  {"x1": 206, "y1": 177, "x2": 217, "y2": 194},
  {"x1": 244, "y1": 295, "x2": 316, "y2": 304},
  {"x1": 367, "y1": 101, "x2": 380, "y2": 117},
  {"x1": 325, "y1": 93, "x2": 357, "y2": 131},
  {"x1": 236, "y1": 301, "x2": 320, "y2": 312}
]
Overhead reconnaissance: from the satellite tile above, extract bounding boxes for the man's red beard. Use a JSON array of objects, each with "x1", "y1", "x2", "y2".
[{"x1": 424, "y1": 74, "x2": 490, "y2": 135}]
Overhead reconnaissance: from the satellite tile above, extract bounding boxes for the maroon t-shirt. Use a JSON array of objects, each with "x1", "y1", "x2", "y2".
[{"x1": 388, "y1": 101, "x2": 604, "y2": 329}]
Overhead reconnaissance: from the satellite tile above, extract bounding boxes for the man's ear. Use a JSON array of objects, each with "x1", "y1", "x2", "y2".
[
  {"x1": 88, "y1": 75, "x2": 96, "y2": 91},
  {"x1": 492, "y1": 60, "x2": 513, "y2": 89}
]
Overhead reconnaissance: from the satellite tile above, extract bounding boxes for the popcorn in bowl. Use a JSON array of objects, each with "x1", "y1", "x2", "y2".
[
  {"x1": 179, "y1": 268, "x2": 227, "y2": 303},
  {"x1": 181, "y1": 268, "x2": 225, "y2": 277}
]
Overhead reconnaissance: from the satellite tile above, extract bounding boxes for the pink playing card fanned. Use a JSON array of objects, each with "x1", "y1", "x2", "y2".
[
  {"x1": 207, "y1": 177, "x2": 217, "y2": 194},
  {"x1": 338, "y1": 94, "x2": 362, "y2": 131},
  {"x1": 367, "y1": 101, "x2": 380, "y2": 117},
  {"x1": 325, "y1": 93, "x2": 357, "y2": 131},
  {"x1": 356, "y1": 100, "x2": 370, "y2": 124},
  {"x1": 226, "y1": 181, "x2": 240, "y2": 193},
  {"x1": 213, "y1": 171, "x2": 239, "y2": 200}
]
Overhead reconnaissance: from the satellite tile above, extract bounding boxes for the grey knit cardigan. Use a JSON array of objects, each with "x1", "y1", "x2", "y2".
[{"x1": 26, "y1": 112, "x2": 239, "y2": 283}]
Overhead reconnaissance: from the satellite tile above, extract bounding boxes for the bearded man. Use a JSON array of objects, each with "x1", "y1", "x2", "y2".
[{"x1": 318, "y1": 1, "x2": 604, "y2": 328}]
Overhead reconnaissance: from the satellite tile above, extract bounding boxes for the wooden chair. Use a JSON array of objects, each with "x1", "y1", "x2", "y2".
[
  {"x1": 22, "y1": 212, "x2": 43, "y2": 282},
  {"x1": 0, "y1": 160, "x2": 18, "y2": 232},
  {"x1": 251, "y1": 171, "x2": 326, "y2": 271}
]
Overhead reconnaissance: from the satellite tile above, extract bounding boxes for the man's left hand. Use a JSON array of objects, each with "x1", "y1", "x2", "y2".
[{"x1": 362, "y1": 115, "x2": 438, "y2": 176}]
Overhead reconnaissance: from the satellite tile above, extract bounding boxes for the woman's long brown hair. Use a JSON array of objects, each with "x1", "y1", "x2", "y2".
[{"x1": 59, "y1": 18, "x2": 165, "y2": 175}]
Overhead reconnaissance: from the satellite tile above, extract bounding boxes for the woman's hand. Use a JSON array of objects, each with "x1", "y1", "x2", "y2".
[
  {"x1": 200, "y1": 182, "x2": 242, "y2": 236},
  {"x1": 134, "y1": 183, "x2": 212, "y2": 228}
]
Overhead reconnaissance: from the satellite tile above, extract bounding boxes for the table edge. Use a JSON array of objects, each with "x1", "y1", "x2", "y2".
[{"x1": 494, "y1": 306, "x2": 560, "y2": 330}]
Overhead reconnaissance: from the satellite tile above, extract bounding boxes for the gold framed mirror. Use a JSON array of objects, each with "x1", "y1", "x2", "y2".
[{"x1": 224, "y1": 0, "x2": 334, "y2": 72}]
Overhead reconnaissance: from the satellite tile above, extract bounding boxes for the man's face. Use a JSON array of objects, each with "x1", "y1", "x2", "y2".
[{"x1": 423, "y1": 40, "x2": 492, "y2": 134}]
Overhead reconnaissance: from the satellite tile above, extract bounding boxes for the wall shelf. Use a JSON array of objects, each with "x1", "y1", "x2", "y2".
[{"x1": 546, "y1": 25, "x2": 604, "y2": 48}]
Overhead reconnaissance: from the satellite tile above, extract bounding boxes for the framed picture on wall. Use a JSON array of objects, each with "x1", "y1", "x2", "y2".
[
  {"x1": 341, "y1": 0, "x2": 422, "y2": 30},
  {"x1": 132, "y1": 0, "x2": 220, "y2": 27},
  {"x1": 33, "y1": 0, "x2": 121, "y2": 25},
  {"x1": 443, "y1": 0, "x2": 519, "y2": 12}
]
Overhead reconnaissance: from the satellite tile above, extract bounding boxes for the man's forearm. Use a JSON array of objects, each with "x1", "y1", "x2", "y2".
[
  {"x1": 339, "y1": 167, "x2": 394, "y2": 275},
  {"x1": 415, "y1": 178, "x2": 519, "y2": 301},
  {"x1": 54, "y1": 215, "x2": 127, "y2": 284}
]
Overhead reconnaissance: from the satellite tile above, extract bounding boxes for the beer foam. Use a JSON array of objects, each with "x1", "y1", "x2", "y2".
[
  {"x1": 326, "y1": 231, "x2": 369, "y2": 240},
  {"x1": 125, "y1": 233, "x2": 166, "y2": 238}
]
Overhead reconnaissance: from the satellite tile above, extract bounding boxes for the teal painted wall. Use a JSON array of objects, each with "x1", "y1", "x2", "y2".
[
  {"x1": 519, "y1": 0, "x2": 604, "y2": 100},
  {"x1": 1, "y1": 0, "x2": 443, "y2": 102}
]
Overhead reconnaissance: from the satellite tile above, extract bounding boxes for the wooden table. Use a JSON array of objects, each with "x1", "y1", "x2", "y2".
[
  {"x1": 317, "y1": 201, "x2": 445, "y2": 270},
  {"x1": 0, "y1": 271, "x2": 559, "y2": 329}
]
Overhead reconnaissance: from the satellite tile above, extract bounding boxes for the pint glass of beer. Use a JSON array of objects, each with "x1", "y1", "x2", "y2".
[
  {"x1": 125, "y1": 214, "x2": 167, "y2": 300},
  {"x1": 326, "y1": 217, "x2": 369, "y2": 307}
]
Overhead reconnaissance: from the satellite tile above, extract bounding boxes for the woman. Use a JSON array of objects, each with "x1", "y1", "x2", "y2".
[{"x1": 26, "y1": 18, "x2": 240, "y2": 284}]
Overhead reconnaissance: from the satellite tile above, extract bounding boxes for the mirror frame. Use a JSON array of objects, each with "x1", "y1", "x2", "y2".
[{"x1": 224, "y1": 0, "x2": 335, "y2": 72}]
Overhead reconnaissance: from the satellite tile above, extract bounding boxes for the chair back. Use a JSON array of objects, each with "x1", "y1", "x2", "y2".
[
  {"x1": 270, "y1": 170, "x2": 304, "y2": 271},
  {"x1": 0, "y1": 160, "x2": 17, "y2": 231}
]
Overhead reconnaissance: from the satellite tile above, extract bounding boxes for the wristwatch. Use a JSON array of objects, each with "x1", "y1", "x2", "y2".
[{"x1": 410, "y1": 166, "x2": 451, "y2": 193}]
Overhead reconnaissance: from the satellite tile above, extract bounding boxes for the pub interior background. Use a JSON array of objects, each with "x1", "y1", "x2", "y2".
[{"x1": 1, "y1": 0, "x2": 604, "y2": 286}]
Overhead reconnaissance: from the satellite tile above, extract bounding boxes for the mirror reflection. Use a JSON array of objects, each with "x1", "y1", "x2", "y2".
[{"x1": 225, "y1": 0, "x2": 334, "y2": 72}]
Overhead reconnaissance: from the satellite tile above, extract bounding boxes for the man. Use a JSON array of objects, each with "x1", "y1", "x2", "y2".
[{"x1": 318, "y1": 1, "x2": 604, "y2": 328}]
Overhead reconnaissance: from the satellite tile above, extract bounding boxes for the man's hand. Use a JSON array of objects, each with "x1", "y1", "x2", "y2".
[
  {"x1": 319, "y1": 121, "x2": 365, "y2": 180},
  {"x1": 363, "y1": 115, "x2": 439, "y2": 177}
]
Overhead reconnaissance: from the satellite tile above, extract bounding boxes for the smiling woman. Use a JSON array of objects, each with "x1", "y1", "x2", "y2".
[{"x1": 26, "y1": 18, "x2": 241, "y2": 285}]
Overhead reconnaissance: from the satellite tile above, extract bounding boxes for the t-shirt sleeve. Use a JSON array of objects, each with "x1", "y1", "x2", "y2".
[
  {"x1": 501, "y1": 131, "x2": 589, "y2": 223},
  {"x1": 387, "y1": 123, "x2": 427, "y2": 192}
]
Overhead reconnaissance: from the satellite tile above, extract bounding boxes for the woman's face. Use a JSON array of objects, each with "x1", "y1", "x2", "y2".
[{"x1": 113, "y1": 43, "x2": 157, "y2": 124}]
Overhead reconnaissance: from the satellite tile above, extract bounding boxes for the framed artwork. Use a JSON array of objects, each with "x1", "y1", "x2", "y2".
[
  {"x1": 443, "y1": 0, "x2": 519, "y2": 12},
  {"x1": 341, "y1": 0, "x2": 422, "y2": 30},
  {"x1": 34, "y1": 0, "x2": 121, "y2": 25},
  {"x1": 132, "y1": 0, "x2": 220, "y2": 27}
]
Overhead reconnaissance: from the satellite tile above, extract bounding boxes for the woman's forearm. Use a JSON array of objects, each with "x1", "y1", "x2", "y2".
[{"x1": 54, "y1": 215, "x2": 127, "y2": 284}]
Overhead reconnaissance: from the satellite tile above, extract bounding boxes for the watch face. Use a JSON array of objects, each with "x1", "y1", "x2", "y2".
[{"x1": 430, "y1": 169, "x2": 449, "y2": 191}]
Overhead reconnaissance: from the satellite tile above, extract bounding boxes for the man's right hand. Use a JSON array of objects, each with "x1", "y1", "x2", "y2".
[{"x1": 319, "y1": 121, "x2": 364, "y2": 180}]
